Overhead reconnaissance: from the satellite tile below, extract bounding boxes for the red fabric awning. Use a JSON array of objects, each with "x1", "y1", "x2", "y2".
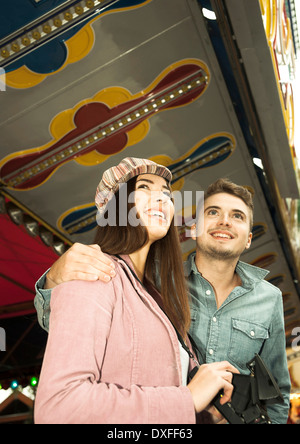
[{"x1": 0, "y1": 214, "x2": 58, "y2": 319}]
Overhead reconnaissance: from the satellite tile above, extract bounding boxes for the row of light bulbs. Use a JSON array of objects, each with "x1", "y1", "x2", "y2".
[
  {"x1": 0, "y1": 376, "x2": 38, "y2": 391},
  {"x1": 0, "y1": 193, "x2": 71, "y2": 256},
  {"x1": 5, "y1": 72, "x2": 206, "y2": 189},
  {"x1": 0, "y1": 0, "x2": 108, "y2": 66}
]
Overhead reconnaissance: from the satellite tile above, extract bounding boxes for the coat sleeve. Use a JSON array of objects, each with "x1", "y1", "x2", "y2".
[{"x1": 34, "y1": 279, "x2": 195, "y2": 424}]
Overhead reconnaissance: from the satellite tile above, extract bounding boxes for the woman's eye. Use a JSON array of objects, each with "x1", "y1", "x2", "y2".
[{"x1": 137, "y1": 185, "x2": 171, "y2": 198}]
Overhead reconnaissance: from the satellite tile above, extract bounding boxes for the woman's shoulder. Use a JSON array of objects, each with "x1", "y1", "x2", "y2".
[
  {"x1": 50, "y1": 254, "x2": 135, "y2": 310},
  {"x1": 50, "y1": 269, "x2": 123, "y2": 314}
]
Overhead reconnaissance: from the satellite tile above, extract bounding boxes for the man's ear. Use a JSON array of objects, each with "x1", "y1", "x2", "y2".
[
  {"x1": 245, "y1": 232, "x2": 253, "y2": 250},
  {"x1": 191, "y1": 223, "x2": 197, "y2": 240}
]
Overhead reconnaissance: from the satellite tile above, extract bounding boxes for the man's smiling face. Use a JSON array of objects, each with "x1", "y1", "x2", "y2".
[{"x1": 194, "y1": 192, "x2": 253, "y2": 261}]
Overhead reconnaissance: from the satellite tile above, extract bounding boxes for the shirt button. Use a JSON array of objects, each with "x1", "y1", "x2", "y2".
[
  {"x1": 206, "y1": 290, "x2": 212, "y2": 296},
  {"x1": 250, "y1": 331, "x2": 255, "y2": 337},
  {"x1": 209, "y1": 349, "x2": 214, "y2": 355},
  {"x1": 213, "y1": 317, "x2": 217, "y2": 323}
]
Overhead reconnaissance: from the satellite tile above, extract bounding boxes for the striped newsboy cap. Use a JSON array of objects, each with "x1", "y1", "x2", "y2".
[{"x1": 95, "y1": 157, "x2": 172, "y2": 215}]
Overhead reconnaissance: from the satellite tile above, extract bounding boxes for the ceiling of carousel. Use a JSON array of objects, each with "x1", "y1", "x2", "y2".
[{"x1": 0, "y1": 0, "x2": 300, "y2": 385}]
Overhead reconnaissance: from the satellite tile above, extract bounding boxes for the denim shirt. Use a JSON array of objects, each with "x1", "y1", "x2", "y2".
[
  {"x1": 35, "y1": 255, "x2": 291, "y2": 424},
  {"x1": 34, "y1": 269, "x2": 51, "y2": 333},
  {"x1": 185, "y1": 253, "x2": 291, "y2": 424}
]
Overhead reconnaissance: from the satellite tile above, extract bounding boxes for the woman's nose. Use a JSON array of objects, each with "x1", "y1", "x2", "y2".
[{"x1": 155, "y1": 191, "x2": 169, "y2": 203}]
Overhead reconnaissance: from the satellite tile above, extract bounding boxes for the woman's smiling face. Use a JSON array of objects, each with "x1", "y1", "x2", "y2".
[{"x1": 134, "y1": 174, "x2": 174, "y2": 243}]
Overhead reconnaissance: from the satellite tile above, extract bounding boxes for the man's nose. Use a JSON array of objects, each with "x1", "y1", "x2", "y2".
[{"x1": 218, "y1": 213, "x2": 231, "y2": 226}]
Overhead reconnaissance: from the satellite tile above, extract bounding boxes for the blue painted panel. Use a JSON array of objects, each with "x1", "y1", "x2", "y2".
[{"x1": 1, "y1": 0, "x2": 152, "y2": 74}]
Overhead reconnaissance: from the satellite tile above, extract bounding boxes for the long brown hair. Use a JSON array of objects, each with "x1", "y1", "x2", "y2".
[{"x1": 94, "y1": 177, "x2": 190, "y2": 337}]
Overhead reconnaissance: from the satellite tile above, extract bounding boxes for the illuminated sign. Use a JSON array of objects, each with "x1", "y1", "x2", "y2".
[{"x1": 260, "y1": 0, "x2": 296, "y2": 162}]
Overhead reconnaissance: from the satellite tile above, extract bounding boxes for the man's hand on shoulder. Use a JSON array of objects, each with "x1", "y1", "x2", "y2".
[{"x1": 45, "y1": 243, "x2": 116, "y2": 289}]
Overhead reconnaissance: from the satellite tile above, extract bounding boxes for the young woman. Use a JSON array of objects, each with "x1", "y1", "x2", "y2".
[{"x1": 34, "y1": 157, "x2": 237, "y2": 424}]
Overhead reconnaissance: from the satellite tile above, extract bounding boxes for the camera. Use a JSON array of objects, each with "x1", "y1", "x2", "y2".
[{"x1": 213, "y1": 354, "x2": 284, "y2": 424}]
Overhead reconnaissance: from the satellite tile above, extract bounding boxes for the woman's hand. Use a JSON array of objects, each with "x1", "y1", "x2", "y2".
[{"x1": 187, "y1": 361, "x2": 239, "y2": 413}]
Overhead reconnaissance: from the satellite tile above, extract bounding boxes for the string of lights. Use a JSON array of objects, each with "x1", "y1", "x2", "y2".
[
  {"x1": 1, "y1": 68, "x2": 208, "y2": 189},
  {"x1": 0, "y1": 0, "x2": 117, "y2": 69},
  {"x1": 0, "y1": 376, "x2": 38, "y2": 392},
  {"x1": 287, "y1": 0, "x2": 300, "y2": 54},
  {"x1": 0, "y1": 191, "x2": 72, "y2": 256}
]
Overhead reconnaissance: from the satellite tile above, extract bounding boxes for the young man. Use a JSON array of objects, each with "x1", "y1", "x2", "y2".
[{"x1": 34, "y1": 179, "x2": 291, "y2": 423}]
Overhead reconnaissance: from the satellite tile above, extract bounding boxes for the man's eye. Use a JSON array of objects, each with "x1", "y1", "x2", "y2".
[
  {"x1": 233, "y1": 213, "x2": 243, "y2": 219},
  {"x1": 208, "y1": 210, "x2": 218, "y2": 216}
]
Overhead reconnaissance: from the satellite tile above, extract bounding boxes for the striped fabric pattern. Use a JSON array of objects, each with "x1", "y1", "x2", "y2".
[{"x1": 95, "y1": 157, "x2": 172, "y2": 214}]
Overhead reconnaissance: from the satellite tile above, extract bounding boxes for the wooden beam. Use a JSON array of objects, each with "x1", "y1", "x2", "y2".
[
  {"x1": 0, "y1": 390, "x2": 33, "y2": 413},
  {"x1": 0, "y1": 301, "x2": 34, "y2": 316},
  {"x1": 0, "y1": 412, "x2": 32, "y2": 424}
]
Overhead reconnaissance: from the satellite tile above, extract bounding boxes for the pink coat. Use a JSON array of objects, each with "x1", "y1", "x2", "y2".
[{"x1": 34, "y1": 255, "x2": 197, "y2": 424}]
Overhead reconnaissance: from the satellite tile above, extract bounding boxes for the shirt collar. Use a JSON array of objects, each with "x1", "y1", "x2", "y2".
[
  {"x1": 184, "y1": 252, "x2": 198, "y2": 278},
  {"x1": 184, "y1": 252, "x2": 270, "y2": 286},
  {"x1": 236, "y1": 260, "x2": 270, "y2": 285}
]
